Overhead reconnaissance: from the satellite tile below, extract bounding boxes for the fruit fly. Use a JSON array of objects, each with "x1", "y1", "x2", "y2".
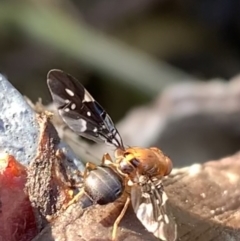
[{"x1": 47, "y1": 69, "x2": 177, "y2": 241}]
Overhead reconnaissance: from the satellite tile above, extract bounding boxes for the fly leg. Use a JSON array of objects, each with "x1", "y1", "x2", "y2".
[
  {"x1": 63, "y1": 162, "x2": 97, "y2": 209},
  {"x1": 102, "y1": 153, "x2": 114, "y2": 164},
  {"x1": 111, "y1": 195, "x2": 131, "y2": 241},
  {"x1": 102, "y1": 153, "x2": 119, "y2": 171},
  {"x1": 102, "y1": 153, "x2": 128, "y2": 178}
]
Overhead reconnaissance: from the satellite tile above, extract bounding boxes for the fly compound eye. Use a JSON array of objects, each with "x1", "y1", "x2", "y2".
[
  {"x1": 130, "y1": 158, "x2": 139, "y2": 168},
  {"x1": 120, "y1": 162, "x2": 134, "y2": 174}
]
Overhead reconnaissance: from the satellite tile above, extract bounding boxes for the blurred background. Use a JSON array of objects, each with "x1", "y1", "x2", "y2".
[{"x1": 2, "y1": 0, "x2": 240, "y2": 167}]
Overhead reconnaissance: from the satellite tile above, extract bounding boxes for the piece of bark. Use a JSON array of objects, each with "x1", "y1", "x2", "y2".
[
  {"x1": 26, "y1": 112, "x2": 84, "y2": 231},
  {"x1": 168, "y1": 153, "x2": 240, "y2": 241},
  {"x1": 32, "y1": 152, "x2": 240, "y2": 241}
]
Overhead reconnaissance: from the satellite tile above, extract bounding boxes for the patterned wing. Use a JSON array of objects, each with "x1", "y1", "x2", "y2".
[
  {"x1": 131, "y1": 179, "x2": 177, "y2": 241},
  {"x1": 47, "y1": 69, "x2": 123, "y2": 148}
]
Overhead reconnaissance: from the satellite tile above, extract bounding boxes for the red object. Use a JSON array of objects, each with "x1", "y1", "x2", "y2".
[{"x1": 0, "y1": 154, "x2": 38, "y2": 241}]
